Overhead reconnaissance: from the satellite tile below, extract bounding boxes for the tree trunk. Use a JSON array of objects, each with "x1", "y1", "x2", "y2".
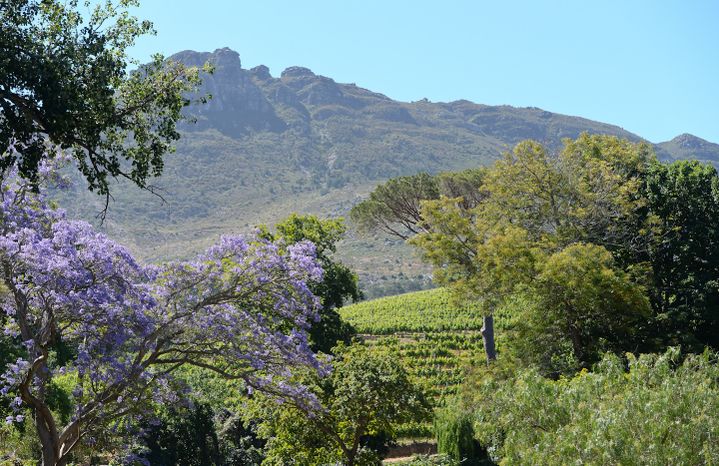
[
  {"x1": 38, "y1": 440, "x2": 67, "y2": 466},
  {"x1": 569, "y1": 323, "x2": 584, "y2": 367},
  {"x1": 345, "y1": 447, "x2": 356, "y2": 466},
  {"x1": 481, "y1": 314, "x2": 497, "y2": 364},
  {"x1": 37, "y1": 416, "x2": 59, "y2": 466}
]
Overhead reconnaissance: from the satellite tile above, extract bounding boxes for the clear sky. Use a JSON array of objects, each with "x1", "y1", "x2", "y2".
[{"x1": 122, "y1": 0, "x2": 718, "y2": 143}]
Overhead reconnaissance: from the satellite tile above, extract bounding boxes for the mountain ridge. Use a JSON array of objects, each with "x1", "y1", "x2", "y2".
[
  {"x1": 175, "y1": 47, "x2": 709, "y2": 154},
  {"x1": 61, "y1": 47, "x2": 719, "y2": 297}
]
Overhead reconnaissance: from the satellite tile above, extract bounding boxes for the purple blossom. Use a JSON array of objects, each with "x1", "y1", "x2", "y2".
[{"x1": 0, "y1": 156, "x2": 328, "y2": 462}]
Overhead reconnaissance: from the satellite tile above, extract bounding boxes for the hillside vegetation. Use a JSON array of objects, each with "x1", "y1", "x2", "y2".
[
  {"x1": 60, "y1": 48, "x2": 719, "y2": 297},
  {"x1": 341, "y1": 288, "x2": 516, "y2": 438}
]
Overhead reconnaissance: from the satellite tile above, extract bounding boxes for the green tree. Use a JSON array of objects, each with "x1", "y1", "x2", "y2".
[
  {"x1": 410, "y1": 202, "x2": 536, "y2": 363},
  {"x1": 0, "y1": 0, "x2": 207, "y2": 208},
  {"x1": 137, "y1": 404, "x2": 265, "y2": 466},
  {"x1": 644, "y1": 159, "x2": 719, "y2": 351},
  {"x1": 512, "y1": 243, "x2": 651, "y2": 373},
  {"x1": 350, "y1": 169, "x2": 486, "y2": 240},
  {"x1": 354, "y1": 135, "x2": 653, "y2": 365},
  {"x1": 252, "y1": 345, "x2": 431, "y2": 466},
  {"x1": 140, "y1": 403, "x2": 221, "y2": 466},
  {"x1": 480, "y1": 135, "x2": 653, "y2": 258},
  {"x1": 350, "y1": 172, "x2": 440, "y2": 240},
  {"x1": 434, "y1": 403, "x2": 488, "y2": 465},
  {"x1": 263, "y1": 214, "x2": 361, "y2": 353}
]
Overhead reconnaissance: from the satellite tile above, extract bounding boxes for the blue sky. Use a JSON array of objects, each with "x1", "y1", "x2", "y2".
[{"x1": 123, "y1": 0, "x2": 718, "y2": 143}]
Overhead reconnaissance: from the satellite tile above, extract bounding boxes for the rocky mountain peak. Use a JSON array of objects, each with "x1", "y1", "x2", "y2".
[
  {"x1": 167, "y1": 48, "x2": 718, "y2": 164},
  {"x1": 671, "y1": 133, "x2": 709, "y2": 149},
  {"x1": 281, "y1": 66, "x2": 316, "y2": 79},
  {"x1": 170, "y1": 47, "x2": 287, "y2": 136},
  {"x1": 205, "y1": 48, "x2": 242, "y2": 78},
  {"x1": 249, "y1": 64, "x2": 272, "y2": 81}
]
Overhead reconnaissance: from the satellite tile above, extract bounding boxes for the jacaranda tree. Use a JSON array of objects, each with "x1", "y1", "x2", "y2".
[{"x1": 0, "y1": 151, "x2": 326, "y2": 465}]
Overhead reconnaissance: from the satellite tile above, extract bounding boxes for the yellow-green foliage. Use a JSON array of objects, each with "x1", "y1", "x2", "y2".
[{"x1": 341, "y1": 288, "x2": 483, "y2": 334}]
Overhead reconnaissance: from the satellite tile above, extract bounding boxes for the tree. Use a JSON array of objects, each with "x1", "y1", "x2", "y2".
[
  {"x1": 349, "y1": 169, "x2": 486, "y2": 241},
  {"x1": 434, "y1": 402, "x2": 488, "y2": 465},
  {"x1": 410, "y1": 199, "x2": 536, "y2": 363},
  {"x1": 139, "y1": 403, "x2": 221, "y2": 466},
  {"x1": 253, "y1": 344, "x2": 431, "y2": 466},
  {"x1": 644, "y1": 159, "x2": 719, "y2": 351},
  {"x1": 0, "y1": 162, "x2": 325, "y2": 466},
  {"x1": 480, "y1": 135, "x2": 653, "y2": 259},
  {"x1": 350, "y1": 172, "x2": 439, "y2": 240},
  {"x1": 262, "y1": 214, "x2": 361, "y2": 354},
  {"x1": 0, "y1": 0, "x2": 207, "y2": 210},
  {"x1": 358, "y1": 135, "x2": 655, "y2": 365},
  {"x1": 512, "y1": 243, "x2": 651, "y2": 373}
]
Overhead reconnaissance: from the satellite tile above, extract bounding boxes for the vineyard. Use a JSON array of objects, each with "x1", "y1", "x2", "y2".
[{"x1": 340, "y1": 288, "x2": 503, "y2": 437}]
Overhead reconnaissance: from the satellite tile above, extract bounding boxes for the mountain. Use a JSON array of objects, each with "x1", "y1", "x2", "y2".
[
  {"x1": 61, "y1": 48, "x2": 719, "y2": 298},
  {"x1": 656, "y1": 133, "x2": 719, "y2": 165}
]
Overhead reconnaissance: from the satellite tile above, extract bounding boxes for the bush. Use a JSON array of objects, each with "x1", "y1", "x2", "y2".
[
  {"x1": 435, "y1": 409, "x2": 475, "y2": 461},
  {"x1": 435, "y1": 403, "x2": 492, "y2": 465},
  {"x1": 473, "y1": 349, "x2": 719, "y2": 464}
]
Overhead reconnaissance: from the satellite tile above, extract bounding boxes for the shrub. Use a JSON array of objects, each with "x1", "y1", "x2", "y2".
[{"x1": 473, "y1": 349, "x2": 719, "y2": 464}]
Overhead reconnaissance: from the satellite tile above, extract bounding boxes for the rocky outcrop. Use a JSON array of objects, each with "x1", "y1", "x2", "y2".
[
  {"x1": 173, "y1": 48, "x2": 286, "y2": 136},
  {"x1": 171, "y1": 47, "x2": 719, "y2": 165}
]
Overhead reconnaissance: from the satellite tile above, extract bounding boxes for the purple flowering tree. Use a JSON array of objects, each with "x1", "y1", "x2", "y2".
[{"x1": 0, "y1": 159, "x2": 325, "y2": 465}]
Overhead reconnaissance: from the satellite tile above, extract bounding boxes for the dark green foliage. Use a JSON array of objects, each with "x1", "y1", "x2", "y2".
[
  {"x1": 434, "y1": 408, "x2": 489, "y2": 465},
  {"x1": 132, "y1": 385, "x2": 265, "y2": 465},
  {"x1": 307, "y1": 306, "x2": 357, "y2": 355},
  {"x1": 263, "y1": 214, "x2": 360, "y2": 353},
  {"x1": 141, "y1": 404, "x2": 221, "y2": 466},
  {"x1": 644, "y1": 160, "x2": 719, "y2": 351},
  {"x1": 0, "y1": 0, "x2": 204, "y2": 201},
  {"x1": 358, "y1": 430, "x2": 395, "y2": 460},
  {"x1": 214, "y1": 411, "x2": 265, "y2": 466}
]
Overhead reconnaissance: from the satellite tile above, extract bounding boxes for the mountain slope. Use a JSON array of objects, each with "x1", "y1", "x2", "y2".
[
  {"x1": 657, "y1": 133, "x2": 719, "y2": 165},
  {"x1": 61, "y1": 48, "x2": 719, "y2": 297}
]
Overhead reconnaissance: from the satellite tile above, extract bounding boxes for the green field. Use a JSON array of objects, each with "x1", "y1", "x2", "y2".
[
  {"x1": 341, "y1": 288, "x2": 495, "y2": 436},
  {"x1": 341, "y1": 288, "x2": 494, "y2": 437}
]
